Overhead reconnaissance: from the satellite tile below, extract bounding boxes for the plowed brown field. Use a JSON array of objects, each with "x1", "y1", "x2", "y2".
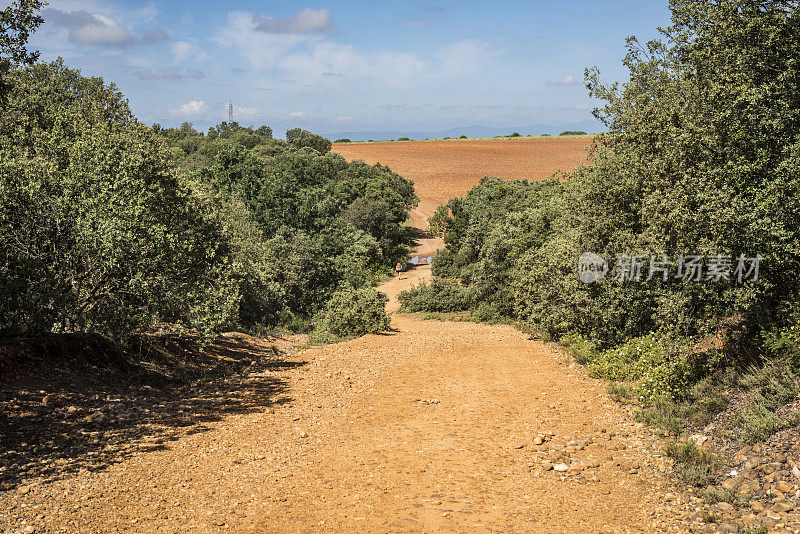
[{"x1": 333, "y1": 137, "x2": 591, "y2": 225}]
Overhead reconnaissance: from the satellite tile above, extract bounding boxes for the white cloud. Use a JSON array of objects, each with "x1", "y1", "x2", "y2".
[
  {"x1": 289, "y1": 110, "x2": 306, "y2": 118},
  {"x1": 132, "y1": 2, "x2": 159, "y2": 25},
  {"x1": 215, "y1": 11, "x2": 314, "y2": 69},
  {"x1": 44, "y1": 9, "x2": 135, "y2": 46},
  {"x1": 172, "y1": 100, "x2": 209, "y2": 117},
  {"x1": 436, "y1": 39, "x2": 500, "y2": 77},
  {"x1": 545, "y1": 74, "x2": 580, "y2": 86},
  {"x1": 172, "y1": 41, "x2": 194, "y2": 62},
  {"x1": 42, "y1": 7, "x2": 168, "y2": 47},
  {"x1": 216, "y1": 10, "x2": 423, "y2": 88},
  {"x1": 254, "y1": 8, "x2": 333, "y2": 34},
  {"x1": 279, "y1": 42, "x2": 425, "y2": 88},
  {"x1": 141, "y1": 29, "x2": 168, "y2": 44}
]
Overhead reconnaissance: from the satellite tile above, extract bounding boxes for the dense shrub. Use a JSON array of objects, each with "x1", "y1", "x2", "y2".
[
  {"x1": 737, "y1": 358, "x2": 800, "y2": 443},
  {"x1": 334, "y1": 138, "x2": 351, "y2": 143},
  {"x1": 398, "y1": 280, "x2": 475, "y2": 313},
  {"x1": 559, "y1": 131, "x2": 586, "y2": 135},
  {"x1": 313, "y1": 285, "x2": 390, "y2": 340},
  {"x1": 286, "y1": 128, "x2": 332, "y2": 154},
  {"x1": 398, "y1": 137, "x2": 410, "y2": 141},
  {"x1": 459, "y1": 135, "x2": 467, "y2": 139},
  {"x1": 0, "y1": 60, "x2": 236, "y2": 339},
  {"x1": 423, "y1": 0, "x2": 800, "y2": 347}
]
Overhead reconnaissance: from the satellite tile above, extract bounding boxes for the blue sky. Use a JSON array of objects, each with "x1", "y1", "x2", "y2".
[{"x1": 24, "y1": 1, "x2": 672, "y2": 136}]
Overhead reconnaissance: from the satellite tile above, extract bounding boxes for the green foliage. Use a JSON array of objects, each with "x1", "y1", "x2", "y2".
[
  {"x1": 559, "y1": 131, "x2": 586, "y2": 135},
  {"x1": 427, "y1": 205, "x2": 451, "y2": 238},
  {"x1": 703, "y1": 487, "x2": 741, "y2": 505},
  {"x1": 189, "y1": 148, "x2": 416, "y2": 323},
  {"x1": 397, "y1": 137, "x2": 410, "y2": 141},
  {"x1": 313, "y1": 285, "x2": 390, "y2": 341},
  {"x1": 0, "y1": 0, "x2": 44, "y2": 100},
  {"x1": 286, "y1": 128, "x2": 332, "y2": 154},
  {"x1": 606, "y1": 381, "x2": 635, "y2": 402},
  {"x1": 423, "y1": 0, "x2": 800, "y2": 345},
  {"x1": 470, "y1": 302, "x2": 502, "y2": 323},
  {"x1": 510, "y1": 132, "x2": 520, "y2": 137},
  {"x1": 737, "y1": 358, "x2": 800, "y2": 443},
  {"x1": 636, "y1": 373, "x2": 730, "y2": 435},
  {"x1": 334, "y1": 138, "x2": 351, "y2": 143},
  {"x1": 0, "y1": 60, "x2": 237, "y2": 339},
  {"x1": 665, "y1": 439, "x2": 719, "y2": 487},
  {"x1": 398, "y1": 280, "x2": 475, "y2": 313},
  {"x1": 459, "y1": 135, "x2": 467, "y2": 139}
]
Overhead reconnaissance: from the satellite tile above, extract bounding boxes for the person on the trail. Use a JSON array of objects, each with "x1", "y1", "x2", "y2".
[{"x1": 395, "y1": 261, "x2": 403, "y2": 279}]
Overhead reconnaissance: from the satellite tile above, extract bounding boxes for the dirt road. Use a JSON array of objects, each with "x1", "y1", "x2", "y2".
[{"x1": 1, "y1": 237, "x2": 684, "y2": 533}]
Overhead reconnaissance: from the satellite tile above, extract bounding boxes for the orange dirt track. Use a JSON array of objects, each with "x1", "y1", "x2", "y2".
[{"x1": 333, "y1": 137, "x2": 591, "y2": 226}]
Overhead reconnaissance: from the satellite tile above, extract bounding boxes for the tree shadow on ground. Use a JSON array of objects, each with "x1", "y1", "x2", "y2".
[{"x1": 0, "y1": 332, "x2": 304, "y2": 491}]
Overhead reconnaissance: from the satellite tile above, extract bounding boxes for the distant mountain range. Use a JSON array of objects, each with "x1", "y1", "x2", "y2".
[{"x1": 322, "y1": 119, "x2": 603, "y2": 142}]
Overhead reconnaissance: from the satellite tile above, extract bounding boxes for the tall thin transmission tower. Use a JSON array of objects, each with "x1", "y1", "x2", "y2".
[{"x1": 228, "y1": 100, "x2": 234, "y2": 124}]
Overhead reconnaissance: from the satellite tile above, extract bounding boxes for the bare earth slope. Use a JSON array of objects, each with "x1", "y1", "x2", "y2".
[{"x1": 0, "y1": 139, "x2": 690, "y2": 533}]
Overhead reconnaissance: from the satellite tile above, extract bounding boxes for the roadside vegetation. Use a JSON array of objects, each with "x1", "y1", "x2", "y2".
[
  {"x1": 0, "y1": 2, "x2": 414, "y2": 345},
  {"x1": 401, "y1": 0, "x2": 800, "y2": 450}
]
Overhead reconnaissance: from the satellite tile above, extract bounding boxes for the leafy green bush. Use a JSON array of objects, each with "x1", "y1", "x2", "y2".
[
  {"x1": 398, "y1": 137, "x2": 410, "y2": 141},
  {"x1": 665, "y1": 439, "x2": 719, "y2": 487},
  {"x1": 459, "y1": 135, "x2": 467, "y2": 139},
  {"x1": 0, "y1": 60, "x2": 237, "y2": 339},
  {"x1": 737, "y1": 358, "x2": 800, "y2": 443},
  {"x1": 334, "y1": 138, "x2": 351, "y2": 143},
  {"x1": 313, "y1": 285, "x2": 390, "y2": 340},
  {"x1": 470, "y1": 302, "x2": 501, "y2": 323},
  {"x1": 286, "y1": 128, "x2": 332, "y2": 154},
  {"x1": 398, "y1": 280, "x2": 475, "y2": 313},
  {"x1": 560, "y1": 334, "x2": 599, "y2": 365},
  {"x1": 559, "y1": 131, "x2": 586, "y2": 136}
]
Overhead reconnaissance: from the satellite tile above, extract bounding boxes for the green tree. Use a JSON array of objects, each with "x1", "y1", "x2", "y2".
[
  {"x1": 0, "y1": 60, "x2": 237, "y2": 339},
  {"x1": 286, "y1": 128, "x2": 332, "y2": 154},
  {"x1": 0, "y1": 0, "x2": 45, "y2": 100}
]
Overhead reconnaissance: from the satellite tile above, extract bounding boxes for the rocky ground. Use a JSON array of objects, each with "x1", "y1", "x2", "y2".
[{"x1": 668, "y1": 427, "x2": 800, "y2": 533}]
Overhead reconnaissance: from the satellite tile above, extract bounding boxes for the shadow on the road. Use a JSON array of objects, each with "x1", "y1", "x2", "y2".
[{"x1": 0, "y1": 333, "x2": 303, "y2": 491}]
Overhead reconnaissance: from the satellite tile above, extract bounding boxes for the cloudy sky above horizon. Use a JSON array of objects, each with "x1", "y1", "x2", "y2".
[{"x1": 21, "y1": 0, "x2": 672, "y2": 135}]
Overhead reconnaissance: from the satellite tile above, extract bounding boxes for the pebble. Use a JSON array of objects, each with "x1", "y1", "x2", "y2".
[{"x1": 773, "y1": 500, "x2": 794, "y2": 512}]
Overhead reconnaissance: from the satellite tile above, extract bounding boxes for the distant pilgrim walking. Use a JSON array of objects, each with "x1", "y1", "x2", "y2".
[{"x1": 395, "y1": 261, "x2": 403, "y2": 279}]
